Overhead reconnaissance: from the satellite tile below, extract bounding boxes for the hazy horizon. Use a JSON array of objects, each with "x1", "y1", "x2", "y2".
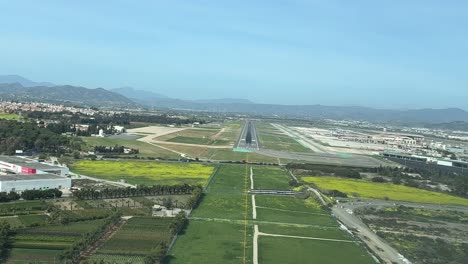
[{"x1": 1, "y1": 1, "x2": 467, "y2": 109}]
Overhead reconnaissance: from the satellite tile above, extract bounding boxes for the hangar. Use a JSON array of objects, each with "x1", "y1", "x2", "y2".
[{"x1": 0, "y1": 156, "x2": 71, "y2": 192}]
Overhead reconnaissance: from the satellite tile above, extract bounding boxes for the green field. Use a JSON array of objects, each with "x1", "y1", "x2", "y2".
[
  {"x1": 256, "y1": 122, "x2": 311, "y2": 152},
  {"x1": 169, "y1": 164, "x2": 252, "y2": 264},
  {"x1": 81, "y1": 136, "x2": 181, "y2": 159},
  {"x1": 71, "y1": 160, "x2": 214, "y2": 186},
  {"x1": 0, "y1": 112, "x2": 20, "y2": 120},
  {"x1": 255, "y1": 195, "x2": 336, "y2": 227},
  {"x1": 169, "y1": 164, "x2": 373, "y2": 264},
  {"x1": 168, "y1": 220, "x2": 252, "y2": 264},
  {"x1": 168, "y1": 136, "x2": 229, "y2": 146},
  {"x1": 252, "y1": 166, "x2": 291, "y2": 190},
  {"x1": 155, "y1": 142, "x2": 279, "y2": 163},
  {"x1": 6, "y1": 219, "x2": 106, "y2": 263},
  {"x1": 194, "y1": 165, "x2": 249, "y2": 220},
  {"x1": 255, "y1": 193, "x2": 373, "y2": 264},
  {"x1": 87, "y1": 217, "x2": 173, "y2": 263},
  {"x1": 258, "y1": 236, "x2": 374, "y2": 264},
  {"x1": 157, "y1": 122, "x2": 241, "y2": 147},
  {"x1": 0, "y1": 200, "x2": 46, "y2": 216},
  {"x1": 303, "y1": 176, "x2": 468, "y2": 206},
  {"x1": 6, "y1": 248, "x2": 63, "y2": 264}
]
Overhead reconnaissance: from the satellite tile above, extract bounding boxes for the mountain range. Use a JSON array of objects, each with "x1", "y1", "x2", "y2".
[
  {"x1": 1, "y1": 75, "x2": 468, "y2": 124},
  {"x1": 0, "y1": 82, "x2": 134, "y2": 107}
]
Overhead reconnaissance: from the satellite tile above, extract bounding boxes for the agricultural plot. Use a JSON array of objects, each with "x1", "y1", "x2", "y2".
[
  {"x1": 71, "y1": 160, "x2": 214, "y2": 186},
  {"x1": 169, "y1": 164, "x2": 252, "y2": 264},
  {"x1": 256, "y1": 122, "x2": 311, "y2": 153},
  {"x1": 253, "y1": 195, "x2": 374, "y2": 264},
  {"x1": 168, "y1": 220, "x2": 252, "y2": 264},
  {"x1": 0, "y1": 200, "x2": 46, "y2": 216},
  {"x1": 162, "y1": 129, "x2": 230, "y2": 146},
  {"x1": 87, "y1": 217, "x2": 173, "y2": 263},
  {"x1": 194, "y1": 165, "x2": 250, "y2": 220},
  {"x1": 303, "y1": 176, "x2": 468, "y2": 206},
  {"x1": 258, "y1": 235, "x2": 374, "y2": 264},
  {"x1": 0, "y1": 112, "x2": 20, "y2": 120},
  {"x1": 170, "y1": 164, "x2": 374, "y2": 264},
  {"x1": 156, "y1": 122, "x2": 242, "y2": 147},
  {"x1": 252, "y1": 166, "x2": 291, "y2": 190},
  {"x1": 81, "y1": 136, "x2": 180, "y2": 159},
  {"x1": 254, "y1": 195, "x2": 337, "y2": 227},
  {"x1": 6, "y1": 219, "x2": 106, "y2": 263}
]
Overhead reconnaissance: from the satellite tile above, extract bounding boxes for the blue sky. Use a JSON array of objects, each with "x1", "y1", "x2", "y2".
[{"x1": 0, "y1": 0, "x2": 467, "y2": 109}]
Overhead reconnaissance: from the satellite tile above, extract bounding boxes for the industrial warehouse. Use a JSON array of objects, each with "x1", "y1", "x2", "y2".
[{"x1": 0, "y1": 156, "x2": 71, "y2": 192}]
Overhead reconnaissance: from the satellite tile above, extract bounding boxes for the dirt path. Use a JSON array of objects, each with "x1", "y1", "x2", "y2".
[
  {"x1": 258, "y1": 231, "x2": 354, "y2": 243},
  {"x1": 211, "y1": 127, "x2": 225, "y2": 140},
  {"x1": 308, "y1": 186, "x2": 327, "y2": 206},
  {"x1": 145, "y1": 141, "x2": 185, "y2": 156},
  {"x1": 78, "y1": 216, "x2": 132, "y2": 263},
  {"x1": 153, "y1": 140, "x2": 232, "y2": 149},
  {"x1": 252, "y1": 195, "x2": 257, "y2": 220},
  {"x1": 189, "y1": 216, "x2": 338, "y2": 229},
  {"x1": 255, "y1": 206, "x2": 328, "y2": 216},
  {"x1": 250, "y1": 167, "x2": 254, "y2": 190},
  {"x1": 253, "y1": 225, "x2": 259, "y2": 264}
]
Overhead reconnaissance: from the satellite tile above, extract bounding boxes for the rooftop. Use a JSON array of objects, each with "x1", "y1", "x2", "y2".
[
  {"x1": 0, "y1": 173, "x2": 67, "y2": 182},
  {"x1": 0, "y1": 156, "x2": 64, "y2": 170}
]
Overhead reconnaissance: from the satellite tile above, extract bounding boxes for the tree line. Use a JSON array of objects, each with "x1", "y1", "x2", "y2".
[
  {"x1": 73, "y1": 184, "x2": 200, "y2": 201},
  {"x1": 27, "y1": 111, "x2": 205, "y2": 128},
  {"x1": 0, "y1": 120, "x2": 70, "y2": 154},
  {"x1": 286, "y1": 163, "x2": 362, "y2": 179},
  {"x1": 94, "y1": 145, "x2": 139, "y2": 155},
  {"x1": 0, "y1": 189, "x2": 62, "y2": 203}
]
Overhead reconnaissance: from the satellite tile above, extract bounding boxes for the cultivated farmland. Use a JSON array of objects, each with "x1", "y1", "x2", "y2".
[
  {"x1": 6, "y1": 219, "x2": 106, "y2": 263},
  {"x1": 71, "y1": 160, "x2": 214, "y2": 186},
  {"x1": 251, "y1": 166, "x2": 291, "y2": 190},
  {"x1": 87, "y1": 217, "x2": 173, "y2": 263},
  {"x1": 169, "y1": 164, "x2": 375, "y2": 264},
  {"x1": 303, "y1": 176, "x2": 468, "y2": 206}
]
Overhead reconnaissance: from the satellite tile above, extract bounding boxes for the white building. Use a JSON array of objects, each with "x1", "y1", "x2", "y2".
[
  {"x1": 0, "y1": 156, "x2": 72, "y2": 192},
  {"x1": 0, "y1": 174, "x2": 71, "y2": 192},
  {"x1": 0, "y1": 156, "x2": 69, "y2": 176}
]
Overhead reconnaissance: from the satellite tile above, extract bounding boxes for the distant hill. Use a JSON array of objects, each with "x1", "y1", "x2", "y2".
[
  {"x1": 110, "y1": 87, "x2": 169, "y2": 101},
  {"x1": 0, "y1": 83, "x2": 134, "y2": 107},
  {"x1": 140, "y1": 98, "x2": 468, "y2": 124},
  {"x1": 193, "y1": 98, "x2": 254, "y2": 104},
  {"x1": 0, "y1": 74, "x2": 55, "y2": 87},
  {"x1": 2, "y1": 75, "x2": 467, "y2": 124},
  {"x1": 110, "y1": 87, "x2": 254, "y2": 106}
]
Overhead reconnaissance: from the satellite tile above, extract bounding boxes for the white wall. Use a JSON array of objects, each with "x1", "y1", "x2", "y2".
[{"x1": 0, "y1": 178, "x2": 71, "y2": 192}]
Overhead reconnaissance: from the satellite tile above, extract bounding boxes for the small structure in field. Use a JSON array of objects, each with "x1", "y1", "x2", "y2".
[{"x1": 152, "y1": 204, "x2": 190, "y2": 217}]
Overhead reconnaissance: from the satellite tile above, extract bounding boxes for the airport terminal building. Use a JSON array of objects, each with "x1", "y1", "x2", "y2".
[{"x1": 0, "y1": 156, "x2": 71, "y2": 192}]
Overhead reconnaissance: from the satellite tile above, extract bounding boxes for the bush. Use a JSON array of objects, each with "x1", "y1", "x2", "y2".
[{"x1": 372, "y1": 177, "x2": 387, "y2": 183}]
